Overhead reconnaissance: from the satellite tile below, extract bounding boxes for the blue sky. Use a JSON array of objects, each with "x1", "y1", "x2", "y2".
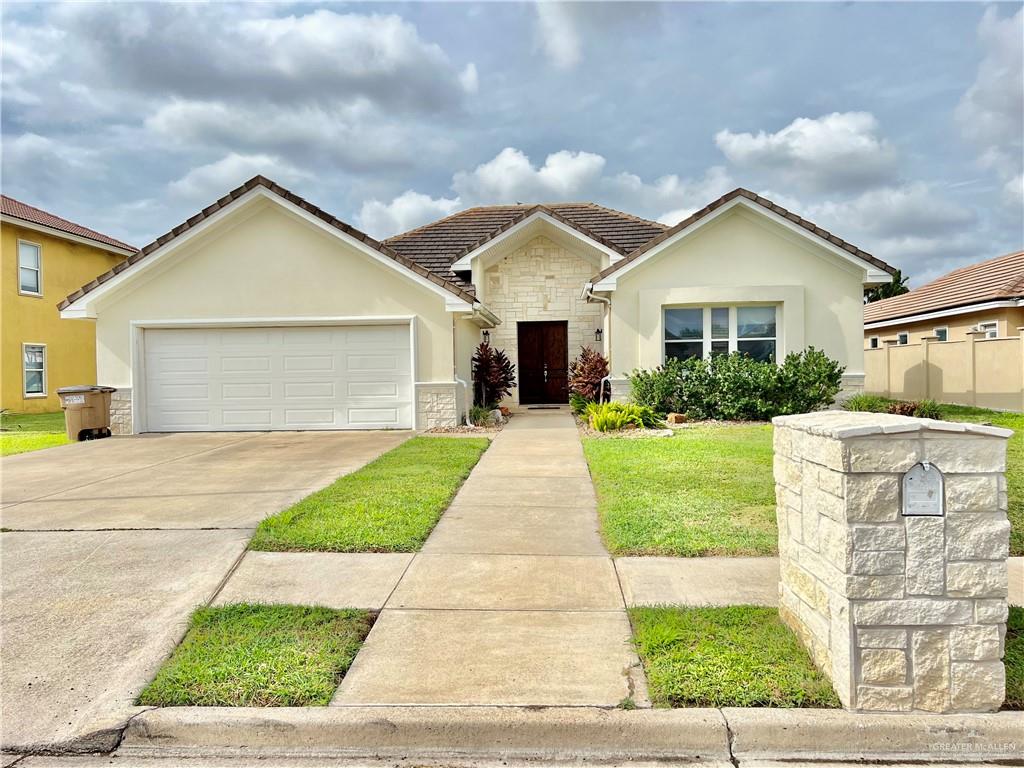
[{"x1": 2, "y1": 1, "x2": 1021, "y2": 284}]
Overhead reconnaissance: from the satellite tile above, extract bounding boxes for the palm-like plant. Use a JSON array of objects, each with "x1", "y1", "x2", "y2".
[
  {"x1": 472, "y1": 342, "x2": 516, "y2": 407},
  {"x1": 864, "y1": 269, "x2": 910, "y2": 303}
]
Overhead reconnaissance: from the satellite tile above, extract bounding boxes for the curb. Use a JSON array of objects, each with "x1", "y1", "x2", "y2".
[{"x1": 116, "y1": 706, "x2": 1024, "y2": 763}]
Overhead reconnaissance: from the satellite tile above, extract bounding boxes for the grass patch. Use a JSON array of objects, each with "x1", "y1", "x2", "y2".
[
  {"x1": 138, "y1": 604, "x2": 372, "y2": 706},
  {"x1": 1006, "y1": 606, "x2": 1023, "y2": 710},
  {"x1": 933, "y1": 405, "x2": 1022, "y2": 556},
  {"x1": 630, "y1": 605, "x2": 839, "y2": 708},
  {"x1": 584, "y1": 424, "x2": 775, "y2": 556},
  {"x1": 250, "y1": 436, "x2": 488, "y2": 552},
  {"x1": 0, "y1": 411, "x2": 69, "y2": 456}
]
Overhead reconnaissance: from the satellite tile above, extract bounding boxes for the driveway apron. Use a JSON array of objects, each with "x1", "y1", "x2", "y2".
[{"x1": 333, "y1": 409, "x2": 646, "y2": 707}]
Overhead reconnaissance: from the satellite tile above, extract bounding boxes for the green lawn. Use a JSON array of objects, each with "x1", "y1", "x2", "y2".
[
  {"x1": 1007, "y1": 606, "x2": 1023, "y2": 710},
  {"x1": 630, "y1": 605, "x2": 839, "y2": 708},
  {"x1": 584, "y1": 424, "x2": 776, "y2": 556},
  {"x1": 934, "y1": 405, "x2": 1022, "y2": 556},
  {"x1": 250, "y1": 436, "x2": 489, "y2": 552},
  {"x1": 139, "y1": 604, "x2": 371, "y2": 706},
  {"x1": 0, "y1": 411, "x2": 69, "y2": 456}
]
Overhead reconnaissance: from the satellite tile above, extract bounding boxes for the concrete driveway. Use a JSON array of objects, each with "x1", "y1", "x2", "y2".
[{"x1": 0, "y1": 430, "x2": 409, "y2": 752}]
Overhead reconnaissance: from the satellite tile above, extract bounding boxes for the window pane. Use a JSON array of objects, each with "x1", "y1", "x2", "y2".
[
  {"x1": 738, "y1": 339, "x2": 775, "y2": 362},
  {"x1": 25, "y1": 370, "x2": 44, "y2": 394},
  {"x1": 18, "y1": 242, "x2": 39, "y2": 269},
  {"x1": 711, "y1": 308, "x2": 729, "y2": 339},
  {"x1": 935, "y1": 328, "x2": 948, "y2": 342},
  {"x1": 737, "y1": 306, "x2": 776, "y2": 338},
  {"x1": 664, "y1": 308, "x2": 703, "y2": 340},
  {"x1": 665, "y1": 341, "x2": 703, "y2": 361},
  {"x1": 710, "y1": 340, "x2": 729, "y2": 357},
  {"x1": 24, "y1": 346, "x2": 44, "y2": 367},
  {"x1": 19, "y1": 266, "x2": 39, "y2": 293}
]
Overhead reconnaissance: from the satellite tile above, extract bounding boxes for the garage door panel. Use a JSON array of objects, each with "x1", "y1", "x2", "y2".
[{"x1": 144, "y1": 324, "x2": 412, "y2": 431}]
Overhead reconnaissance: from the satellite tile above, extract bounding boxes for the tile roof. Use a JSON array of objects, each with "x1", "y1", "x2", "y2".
[
  {"x1": 59, "y1": 176, "x2": 478, "y2": 311},
  {"x1": 385, "y1": 203, "x2": 667, "y2": 287},
  {"x1": 2, "y1": 194, "x2": 136, "y2": 252},
  {"x1": 864, "y1": 250, "x2": 1024, "y2": 325},
  {"x1": 594, "y1": 188, "x2": 896, "y2": 282}
]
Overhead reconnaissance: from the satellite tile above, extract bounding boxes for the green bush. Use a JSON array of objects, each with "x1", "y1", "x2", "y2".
[
  {"x1": 569, "y1": 392, "x2": 592, "y2": 415},
  {"x1": 843, "y1": 395, "x2": 943, "y2": 421},
  {"x1": 628, "y1": 348, "x2": 843, "y2": 421},
  {"x1": 469, "y1": 404, "x2": 494, "y2": 426},
  {"x1": 585, "y1": 401, "x2": 662, "y2": 432},
  {"x1": 912, "y1": 399, "x2": 942, "y2": 419},
  {"x1": 844, "y1": 394, "x2": 892, "y2": 412}
]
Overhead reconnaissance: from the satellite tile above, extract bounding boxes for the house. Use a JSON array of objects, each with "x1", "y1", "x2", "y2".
[
  {"x1": 863, "y1": 251, "x2": 1024, "y2": 410},
  {"x1": 58, "y1": 177, "x2": 895, "y2": 433},
  {"x1": 2, "y1": 196, "x2": 135, "y2": 414}
]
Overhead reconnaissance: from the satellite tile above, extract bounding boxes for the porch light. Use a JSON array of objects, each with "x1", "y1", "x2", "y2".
[
  {"x1": 482, "y1": 330, "x2": 490, "y2": 344},
  {"x1": 595, "y1": 328, "x2": 603, "y2": 343}
]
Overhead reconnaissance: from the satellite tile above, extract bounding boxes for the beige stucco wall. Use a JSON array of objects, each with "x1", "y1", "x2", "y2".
[
  {"x1": 865, "y1": 307, "x2": 1024, "y2": 348},
  {"x1": 92, "y1": 199, "x2": 458, "y2": 396},
  {"x1": 454, "y1": 315, "x2": 480, "y2": 415},
  {"x1": 607, "y1": 207, "x2": 866, "y2": 381},
  {"x1": 479, "y1": 235, "x2": 605, "y2": 404}
]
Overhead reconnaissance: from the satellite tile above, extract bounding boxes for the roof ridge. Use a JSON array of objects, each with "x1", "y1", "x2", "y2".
[{"x1": 1, "y1": 194, "x2": 136, "y2": 251}]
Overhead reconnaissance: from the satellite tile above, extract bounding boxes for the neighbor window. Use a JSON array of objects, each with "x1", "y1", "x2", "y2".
[
  {"x1": 869, "y1": 336, "x2": 880, "y2": 349},
  {"x1": 933, "y1": 327, "x2": 948, "y2": 342},
  {"x1": 977, "y1": 321, "x2": 998, "y2": 339},
  {"x1": 23, "y1": 344, "x2": 46, "y2": 397},
  {"x1": 897, "y1": 332, "x2": 909, "y2": 345},
  {"x1": 18, "y1": 241, "x2": 41, "y2": 295},
  {"x1": 663, "y1": 305, "x2": 777, "y2": 363}
]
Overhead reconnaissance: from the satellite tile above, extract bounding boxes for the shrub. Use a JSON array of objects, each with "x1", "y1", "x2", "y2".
[
  {"x1": 586, "y1": 401, "x2": 662, "y2": 432},
  {"x1": 569, "y1": 392, "x2": 591, "y2": 415},
  {"x1": 568, "y1": 347, "x2": 610, "y2": 402},
  {"x1": 886, "y1": 400, "x2": 917, "y2": 417},
  {"x1": 912, "y1": 399, "x2": 942, "y2": 419},
  {"x1": 628, "y1": 347, "x2": 844, "y2": 421},
  {"x1": 469, "y1": 404, "x2": 494, "y2": 426},
  {"x1": 844, "y1": 394, "x2": 892, "y2": 412},
  {"x1": 844, "y1": 395, "x2": 943, "y2": 420},
  {"x1": 471, "y1": 342, "x2": 516, "y2": 407}
]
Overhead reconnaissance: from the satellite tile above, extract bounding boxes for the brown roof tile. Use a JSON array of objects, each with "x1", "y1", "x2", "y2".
[
  {"x1": 59, "y1": 176, "x2": 478, "y2": 311},
  {"x1": 593, "y1": 188, "x2": 896, "y2": 282},
  {"x1": 385, "y1": 202, "x2": 667, "y2": 285},
  {"x1": 2, "y1": 195, "x2": 136, "y2": 252},
  {"x1": 864, "y1": 250, "x2": 1024, "y2": 325}
]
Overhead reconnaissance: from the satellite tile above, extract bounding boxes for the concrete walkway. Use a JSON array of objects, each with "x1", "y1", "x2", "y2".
[{"x1": 331, "y1": 408, "x2": 646, "y2": 707}]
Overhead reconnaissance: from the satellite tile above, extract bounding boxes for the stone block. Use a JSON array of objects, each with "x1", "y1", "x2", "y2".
[
  {"x1": 818, "y1": 516, "x2": 852, "y2": 569},
  {"x1": 911, "y1": 630, "x2": 950, "y2": 713},
  {"x1": 792, "y1": 430, "x2": 846, "y2": 471},
  {"x1": 950, "y1": 662, "x2": 1005, "y2": 711},
  {"x1": 923, "y1": 436, "x2": 1007, "y2": 473},
  {"x1": 845, "y1": 438, "x2": 920, "y2": 473},
  {"x1": 950, "y1": 624, "x2": 1002, "y2": 661},
  {"x1": 774, "y1": 454, "x2": 802, "y2": 490},
  {"x1": 946, "y1": 561, "x2": 1007, "y2": 598},
  {"x1": 857, "y1": 628, "x2": 907, "y2": 649},
  {"x1": 856, "y1": 684, "x2": 913, "y2": 712},
  {"x1": 853, "y1": 598, "x2": 972, "y2": 626},
  {"x1": 946, "y1": 474, "x2": 1000, "y2": 512},
  {"x1": 845, "y1": 574, "x2": 905, "y2": 599},
  {"x1": 845, "y1": 474, "x2": 899, "y2": 522},
  {"x1": 945, "y1": 513, "x2": 1011, "y2": 561},
  {"x1": 852, "y1": 550, "x2": 904, "y2": 575},
  {"x1": 803, "y1": 484, "x2": 845, "y2": 522},
  {"x1": 859, "y1": 648, "x2": 907, "y2": 685},
  {"x1": 905, "y1": 516, "x2": 944, "y2": 595},
  {"x1": 852, "y1": 524, "x2": 905, "y2": 552},
  {"x1": 975, "y1": 599, "x2": 1009, "y2": 624}
]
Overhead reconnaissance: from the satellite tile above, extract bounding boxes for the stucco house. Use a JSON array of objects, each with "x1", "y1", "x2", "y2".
[
  {"x1": 59, "y1": 176, "x2": 895, "y2": 433},
  {"x1": 2, "y1": 196, "x2": 134, "y2": 414}
]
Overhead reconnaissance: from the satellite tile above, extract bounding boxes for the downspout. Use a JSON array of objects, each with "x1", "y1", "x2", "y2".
[
  {"x1": 454, "y1": 375, "x2": 472, "y2": 426},
  {"x1": 582, "y1": 283, "x2": 612, "y2": 402}
]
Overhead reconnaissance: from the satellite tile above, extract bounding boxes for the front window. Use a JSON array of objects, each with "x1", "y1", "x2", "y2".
[
  {"x1": 869, "y1": 336, "x2": 880, "y2": 349},
  {"x1": 18, "y1": 241, "x2": 41, "y2": 295},
  {"x1": 933, "y1": 327, "x2": 948, "y2": 342},
  {"x1": 23, "y1": 344, "x2": 46, "y2": 397},
  {"x1": 897, "y1": 332, "x2": 909, "y2": 345},
  {"x1": 977, "y1": 321, "x2": 998, "y2": 339},
  {"x1": 663, "y1": 305, "x2": 777, "y2": 363}
]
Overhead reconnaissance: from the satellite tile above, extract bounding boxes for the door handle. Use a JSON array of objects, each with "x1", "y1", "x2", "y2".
[{"x1": 543, "y1": 363, "x2": 548, "y2": 383}]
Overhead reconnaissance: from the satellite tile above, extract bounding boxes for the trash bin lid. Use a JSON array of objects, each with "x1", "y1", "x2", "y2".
[{"x1": 57, "y1": 385, "x2": 117, "y2": 393}]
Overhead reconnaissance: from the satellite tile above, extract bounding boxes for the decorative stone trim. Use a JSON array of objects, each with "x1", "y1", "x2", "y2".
[
  {"x1": 773, "y1": 410, "x2": 1011, "y2": 713},
  {"x1": 110, "y1": 388, "x2": 133, "y2": 435},
  {"x1": 416, "y1": 383, "x2": 459, "y2": 429}
]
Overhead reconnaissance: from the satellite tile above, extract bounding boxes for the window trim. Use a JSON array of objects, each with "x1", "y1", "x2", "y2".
[
  {"x1": 663, "y1": 304, "x2": 778, "y2": 363},
  {"x1": 933, "y1": 326, "x2": 948, "y2": 342},
  {"x1": 22, "y1": 342, "x2": 47, "y2": 398},
  {"x1": 868, "y1": 336, "x2": 880, "y2": 349},
  {"x1": 897, "y1": 331, "x2": 910, "y2": 345},
  {"x1": 976, "y1": 321, "x2": 998, "y2": 339},
  {"x1": 17, "y1": 239, "x2": 43, "y2": 297}
]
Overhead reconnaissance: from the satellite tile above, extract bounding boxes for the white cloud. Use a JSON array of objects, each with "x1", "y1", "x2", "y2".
[
  {"x1": 459, "y1": 63, "x2": 479, "y2": 94},
  {"x1": 166, "y1": 153, "x2": 311, "y2": 205},
  {"x1": 607, "y1": 166, "x2": 736, "y2": 225},
  {"x1": 715, "y1": 112, "x2": 899, "y2": 193},
  {"x1": 535, "y1": 3, "x2": 582, "y2": 70},
  {"x1": 1004, "y1": 175, "x2": 1024, "y2": 211},
  {"x1": 453, "y1": 147, "x2": 607, "y2": 202},
  {"x1": 357, "y1": 191, "x2": 461, "y2": 239},
  {"x1": 807, "y1": 183, "x2": 975, "y2": 240}
]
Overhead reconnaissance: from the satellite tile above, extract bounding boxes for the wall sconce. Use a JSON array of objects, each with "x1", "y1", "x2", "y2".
[
  {"x1": 594, "y1": 328, "x2": 603, "y2": 343},
  {"x1": 482, "y1": 330, "x2": 491, "y2": 344}
]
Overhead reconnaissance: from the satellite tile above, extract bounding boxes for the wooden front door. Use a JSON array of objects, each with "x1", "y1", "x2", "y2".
[{"x1": 517, "y1": 321, "x2": 569, "y2": 404}]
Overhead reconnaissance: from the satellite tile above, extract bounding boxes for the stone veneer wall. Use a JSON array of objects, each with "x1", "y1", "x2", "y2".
[
  {"x1": 110, "y1": 388, "x2": 133, "y2": 435},
  {"x1": 483, "y1": 235, "x2": 604, "y2": 404},
  {"x1": 773, "y1": 410, "x2": 1011, "y2": 713},
  {"x1": 416, "y1": 383, "x2": 459, "y2": 429}
]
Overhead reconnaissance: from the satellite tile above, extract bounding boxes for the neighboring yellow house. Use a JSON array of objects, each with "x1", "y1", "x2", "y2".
[{"x1": 2, "y1": 196, "x2": 135, "y2": 413}]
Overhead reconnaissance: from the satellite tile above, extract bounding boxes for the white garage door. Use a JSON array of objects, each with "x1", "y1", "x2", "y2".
[{"x1": 143, "y1": 325, "x2": 413, "y2": 431}]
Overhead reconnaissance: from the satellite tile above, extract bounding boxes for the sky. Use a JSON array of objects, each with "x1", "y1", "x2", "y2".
[{"x1": 2, "y1": 1, "x2": 1022, "y2": 286}]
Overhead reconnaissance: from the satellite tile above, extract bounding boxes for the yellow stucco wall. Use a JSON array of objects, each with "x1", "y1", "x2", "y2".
[
  {"x1": 865, "y1": 307, "x2": 1024, "y2": 347},
  {"x1": 2, "y1": 222, "x2": 125, "y2": 413},
  {"x1": 91, "y1": 199, "x2": 458, "y2": 391},
  {"x1": 607, "y1": 207, "x2": 866, "y2": 378}
]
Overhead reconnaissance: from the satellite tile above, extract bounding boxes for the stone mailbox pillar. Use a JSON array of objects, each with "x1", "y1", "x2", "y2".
[{"x1": 772, "y1": 411, "x2": 1012, "y2": 713}]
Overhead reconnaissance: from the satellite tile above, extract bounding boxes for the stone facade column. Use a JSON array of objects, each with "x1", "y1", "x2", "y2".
[
  {"x1": 109, "y1": 388, "x2": 133, "y2": 435},
  {"x1": 773, "y1": 411, "x2": 1011, "y2": 713}
]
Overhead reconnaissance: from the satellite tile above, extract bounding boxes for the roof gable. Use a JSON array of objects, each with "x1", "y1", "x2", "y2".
[
  {"x1": 59, "y1": 176, "x2": 478, "y2": 313},
  {"x1": 864, "y1": 250, "x2": 1024, "y2": 325},
  {"x1": 592, "y1": 188, "x2": 896, "y2": 288},
  {"x1": 1, "y1": 195, "x2": 136, "y2": 254}
]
